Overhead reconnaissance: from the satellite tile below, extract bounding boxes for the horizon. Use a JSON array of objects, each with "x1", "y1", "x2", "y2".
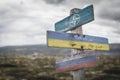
[{"x1": 0, "y1": 43, "x2": 120, "y2": 48}]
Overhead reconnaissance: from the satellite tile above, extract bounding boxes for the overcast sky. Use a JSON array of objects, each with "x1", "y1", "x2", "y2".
[{"x1": 0, "y1": 0, "x2": 120, "y2": 47}]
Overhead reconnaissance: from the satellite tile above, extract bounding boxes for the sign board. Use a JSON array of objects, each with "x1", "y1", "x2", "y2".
[
  {"x1": 56, "y1": 55, "x2": 97, "y2": 72},
  {"x1": 55, "y1": 5, "x2": 94, "y2": 32},
  {"x1": 47, "y1": 31, "x2": 109, "y2": 51}
]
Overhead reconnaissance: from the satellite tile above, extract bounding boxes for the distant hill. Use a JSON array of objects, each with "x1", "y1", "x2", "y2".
[
  {"x1": 0, "y1": 43, "x2": 120, "y2": 56},
  {"x1": 100, "y1": 43, "x2": 120, "y2": 56},
  {"x1": 0, "y1": 45, "x2": 71, "y2": 56}
]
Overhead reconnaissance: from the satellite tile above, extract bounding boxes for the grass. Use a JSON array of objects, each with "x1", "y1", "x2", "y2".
[{"x1": 0, "y1": 55, "x2": 119, "y2": 80}]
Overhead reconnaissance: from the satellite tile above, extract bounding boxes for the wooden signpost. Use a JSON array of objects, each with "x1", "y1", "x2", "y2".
[
  {"x1": 70, "y1": 8, "x2": 85, "y2": 80},
  {"x1": 46, "y1": 4, "x2": 109, "y2": 80}
]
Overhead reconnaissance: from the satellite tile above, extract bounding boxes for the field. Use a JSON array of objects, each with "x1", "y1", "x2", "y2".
[{"x1": 0, "y1": 55, "x2": 119, "y2": 80}]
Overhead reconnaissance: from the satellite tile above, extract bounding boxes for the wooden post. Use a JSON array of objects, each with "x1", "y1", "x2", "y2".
[{"x1": 70, "y1": 8, "x2": 85, "y2": 80}]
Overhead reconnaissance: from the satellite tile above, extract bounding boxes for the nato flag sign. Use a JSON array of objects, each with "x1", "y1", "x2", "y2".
[{"x1": 55, "y1": 5, "x2": 94, "y2": 32}]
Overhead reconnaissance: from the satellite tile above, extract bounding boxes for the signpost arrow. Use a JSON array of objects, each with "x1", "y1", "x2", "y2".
[
  {"x1": 56, "y1": 55, "x2": 97, "y2": 73},
  {"x1": 47, "y1": 31, "x2": 109, "y2": 51},
  {"x1": 55, "y1": 5, "x2": 94, "y2": 32}
]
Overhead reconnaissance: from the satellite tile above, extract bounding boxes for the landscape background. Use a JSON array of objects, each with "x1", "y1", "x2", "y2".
[
  {"x1": 0, "y1": 0, "x2": 120, "y2": 80},
  {"x1": 0, "y1": 43, "x2": 119, "y2": 80}
]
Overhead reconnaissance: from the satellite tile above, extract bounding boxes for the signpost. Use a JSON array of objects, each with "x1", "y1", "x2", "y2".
[
  {"x1": 56, "y1": 55, "x2": 97, "y2": 73},
  {"x1": 70, "y1": 9, "x2": 84, "y2": 80},
  {"x1": 47, "y1": 31, "x2": 109, "y2": 51},
  {"x1": 46, "y1": 4, "x2": 110, "y2": 80},
  {"x1": 55, "y1": 5, "x2": 94, "y2": 32}
]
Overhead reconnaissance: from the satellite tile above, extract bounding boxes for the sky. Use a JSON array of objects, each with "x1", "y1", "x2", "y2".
[{"x1": 0, "y1": 0, "x2": 120, "y2": 47}]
